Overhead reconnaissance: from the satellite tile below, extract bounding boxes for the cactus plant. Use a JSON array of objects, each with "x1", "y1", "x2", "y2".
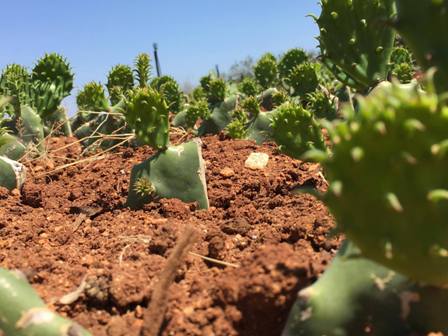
[
  {"x1": 318, "y1": 80, "x2": 448, "y2": 286},
  {"x1": 134, "y1": 53, "x2": 151, "y2": 88},
  {"x1": 254, "y1": 53, "x2": 278, "y2": 90},
  {"x1": 0, "y1": 156, "x2": 26, "y2": 191},
  {"x1": 285, "y1": 62, "x2": 319, "y2": 97},
  {"x1": 259, "y1": 88, "x2": 288, "y2": 111},
  {"x1": 278, "y1": 48, "x2": 308, "y2": 80},
  {"x1": 197, "y1": 95, "x2": 238, "y2": 136},
  {"x1": 395, "y1": 0, "x2": 448, "y2": 92},
  {"x1": 238, "y1": 77, "x2": 259, "y2": 97},
  {"x1": 198, "y1": 76, "x2": 227, "y2": 106},
  {"x1": 271, "y1": 102, "x2": 326, "y2": 159},
  {"x1": 284, "y1": 241, "x2": 448, "y2": 336},
  {"x1": 184, "y1": 99, "x2": 210, "y2": 129},
  {"x1": 150, "y1": 76, "x2": 182, "y2": 113},
  {"x1": 106, "y1": 64, "x2": 134, "y2": 105},
  {"x1": 125, "y1": 89, "x2": 209, "y2": 209},
  {"x1": 314, "y1": 0, "x2": 396, "y2": 91},
  {"x1": 0, "y1": 64, "x2": 32, "y2": 114},
  {"x1": 76, "y1": 81, "x2": 109, "y2": 112},
  {"x1": 0, "y1": 268, "x2": 91, "y2": 336},
  {"x1": 306, "y1": 89, "x2": 338, "y2": 120},
  {"x1": 389, "y1": 46, "x2": 415, "y2": 83}
]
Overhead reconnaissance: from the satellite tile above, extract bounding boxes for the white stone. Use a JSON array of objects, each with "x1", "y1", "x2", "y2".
[{"x1": 244, "y1": 152, "x2": 269, "y2": 170}]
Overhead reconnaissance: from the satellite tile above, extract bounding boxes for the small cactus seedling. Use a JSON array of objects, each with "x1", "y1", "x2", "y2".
[
  {"x1": 106, "y1": 64, "x2": 134, "y2": 105},
  {"x1": 320, "y1": 80, "x2": 448, "y2": 286},
  {"x1": 284, "y1": 62, "x2": 319, "y2": 97},
  {"x1": 226, "y1": 106, "x2": 249, "y2": 140},
  {"x1": 0, "y1": 64, "x2": 31, "y2": 114},
  {"x1": 278, "y1": 48, "x2": 309, "y2": 80},
  {"x1": 238, "y1": 77, "x2": 259, "y2": 97},
  {"x1": 254, "y1": 53, "x2": 278, "y2": 90},
  {"x1": 314, "y1": 0, "x2": 396, "y2": 91},
  {"x1": 395, "y1": 0, "x2": 448, "y2": 91},
  {"x1": 134, "y1": 53, "x2": 151, "y2": 88},
  {"x1": 205, "y1": 77, "x2": 227, "y2": 106},
  {"x1": 0, "y1": 268, "x2": 91, "y2": 336},
  {"x1": 76, "y1": 81, "x2": 109, "y2": 112},
  {"x1": 284, "y1": 241, "x2": 448, "y2": 336},
  {"x1": 240, "y1": 96, "x2": 260, "y2": 118},
  {"x1": 271, "y1": 102, "x2": 326, "y2": 159}
]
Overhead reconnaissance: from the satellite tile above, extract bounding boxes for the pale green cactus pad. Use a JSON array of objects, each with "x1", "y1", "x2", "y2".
[
  {"x1": 0, "y1": 268, "x2": 91, "y2": 336},
  {"x1": 284, "y1": 241, "x2": 448, "y2": 336},
  {"x1": 127, "y1": 139, "x2": 209, "y2": 209},
  {"x1": 0, "y1": 156, "x2": 26, "y2": 190}
]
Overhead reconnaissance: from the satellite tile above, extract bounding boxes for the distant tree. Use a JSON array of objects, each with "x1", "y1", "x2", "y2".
[{"x1": 224, "y1": 56, "x2": 255, "y2": 82}]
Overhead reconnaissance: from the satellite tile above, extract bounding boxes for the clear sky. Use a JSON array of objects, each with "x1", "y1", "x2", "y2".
[{"x1": 1, "y1": 0, "x2": 320, "y2": 112}]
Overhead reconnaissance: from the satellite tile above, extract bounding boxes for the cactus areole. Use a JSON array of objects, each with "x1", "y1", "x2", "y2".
[{"x1": 323, "y1": 81, "x2": 448, "y2": 286}]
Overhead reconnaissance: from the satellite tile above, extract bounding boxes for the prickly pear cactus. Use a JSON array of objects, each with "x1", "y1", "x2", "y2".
[
  {"x1": 76, "y1": 82, "x2": 109, "y2": 111},
  {"x1": 200, "y1": 77, "x2": 226, "y2": 106},
  {"x1": 271, "y1": 102, "x2": 326, "y2": 159},
  {"x1": 278, "y1": 48, "x2": 308, "y2": 80},
  {"x1": 259, "y1": 88, "x2": 288, "y2": 111},
  {"x1": 127, "y1": 139, "x2": 209, "y2": 210},
  {"x1": 395, "y1": 0, "x2": 448, "y2": 91},
  {"x1": 238, "y1": 77, "x2": 258, "y2": 97},
  {"x1": 0, "y1": 156, "x2": 26, "y2": 190},
  {"x1": 0, "y1": 133, "x2": 26, "y2": 161},
  {"x1": 0, "y1": 268, "x2": 91, "y2": 336},
  {"x1": 284, "y1": 241, "x2": 448, "y2": 336},
  {"x1": 134, "y1": 53, "x2": 151, "y2": 88},
  {"x1": 322, "y1": 80, "x2": 448, "y2": 286},
  {"x1": 151, "y1": 76, "x2": 182, "y2": 113},
  {"x1": 285, "y1": 62, "x2": 319, "y2": 97},
  {"x1": 126, "y1": 87, "x2": 169, "y2": 150},
  {"x1": 314, "y1": 0, "x2": 396, "y2": 91},
  {"x1": 106, "y1": 64, "x2": 134, "y2": 105},
  {"x1": 254, "y1": 53, "x2": 278, "y2": 90}
]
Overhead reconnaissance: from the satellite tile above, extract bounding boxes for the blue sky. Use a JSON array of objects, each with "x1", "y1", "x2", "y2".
[{"x1": 1, "y1": 0, "x2": 320, "y2": 112}]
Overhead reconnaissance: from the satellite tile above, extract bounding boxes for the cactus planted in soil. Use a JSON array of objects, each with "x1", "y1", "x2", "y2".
[
  {"x1": 184, "y1": 99, "x2": 210, "y2": 129},
  {"x1": 319, "y1": 80, "x2": 448, "y2": 286},
  {"x1": 284, "y1": 241, "x2": 448, "y2": 336},
  {"x1": 238, "y1": 77, "x2": 259, "y2": 97},
  {"x1": 314, "y1": 0, "x2": 396, "y2": 91},
  {"x1": 126, "y1": 88, "x2": 209, "y2": 209},
  {"x1": 278, "y1": 48, "x2": 308, "y2": 80},
  {"x1": 271, "y1": 102, "x2": 326, "y2": 159},
  {"x1": 150, "y1": 76, "x2": 182, "y2": 113},
  {"x1": 0, "y1": 268, "x2": 91, "y2": 336},
  {"x1": 284, "y1": 62, "x2": 319, "y2": 97}
]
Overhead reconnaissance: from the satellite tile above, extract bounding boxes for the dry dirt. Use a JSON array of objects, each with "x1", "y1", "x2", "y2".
[{"x1": 0, "y1": 134, "x2": 340, "y2": 336}]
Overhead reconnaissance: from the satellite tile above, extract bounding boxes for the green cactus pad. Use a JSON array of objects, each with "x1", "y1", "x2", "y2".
[
  {"x1": 258, "y1": 88, "x2": 287, "y2": 111},
  {"x1": 271, "y1": 102, "x2": 326, "y2": 159},
  {"x1": 19, "y1": 105, "x2": 45, "y2": 150},
  {"x1": 395, "y1": 0, "x2": 448, "y2": 91},
  {"x1": 246, "y1": 110, "x2": 277, "y2": 144},
  {"x1": 254, "y1": 53, "x2": 278, "y2": 90},
  {"x1": 284, "y1": 241, "x2": 448, "y2": 336},
  {"x1": 306, "y1": 90, "x2": 338, "y2": 120},
  {"x1": 127, "y1": 139, "x2": 209, "y2": 209},
  {"x1": 185, "y1": 99, "x2": 210, "y2": 129},
  {"x1": 285, "y1": 62, "x2": 319, "y2": 97},
  {"x1": 323, "y1": 80, "x2": 448, "y2": 286},
  {"x1": 0, "y1": 133, "x2": 26, "y2": 160},
  {"x1": 315, "y1": 0, "x2": 396, "y2": 91},
  {"x1": 126, "y1": 87, "x2": 169, "y2": 150},
  {"x1": 0, "y1": 156, "x2": 26, "y2": 190},
  {"x1": 0, "y1": 268, "x2": 91, "y2": 336},
  {"x1": 106, "y1": 64, "x2": 134, "y2": 105}
]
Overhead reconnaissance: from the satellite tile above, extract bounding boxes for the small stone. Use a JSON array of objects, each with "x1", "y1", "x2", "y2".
[
  {"x1": 219, "y1": 167, "x2": 235, "y2": 177},
  {"x1": 245, "y1": 152, "x2": 269, "y2": 170}
]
